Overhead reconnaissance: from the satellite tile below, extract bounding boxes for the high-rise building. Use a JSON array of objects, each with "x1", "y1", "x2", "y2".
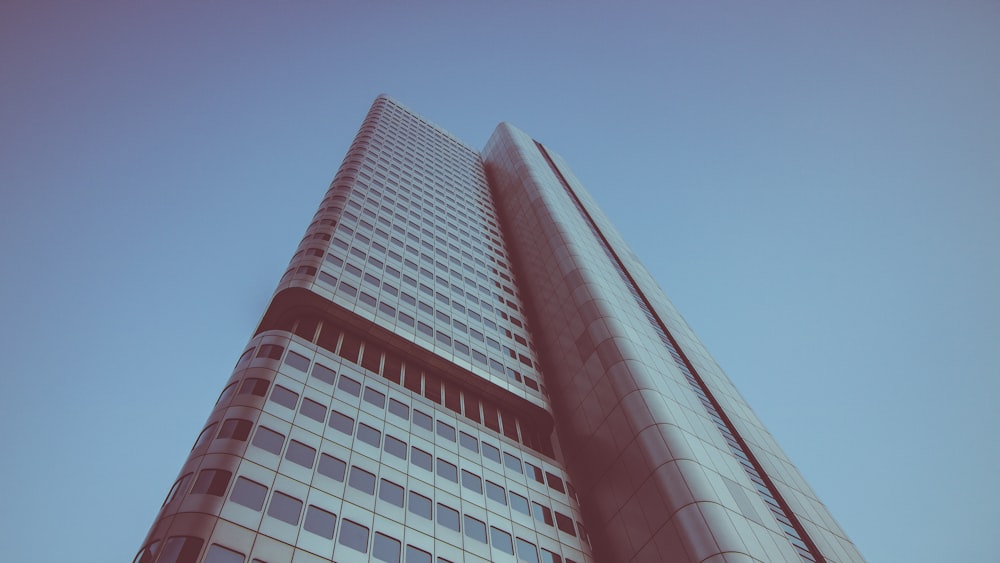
[{"x1": 135, "y1": 95, "x2": 863, "y2": 563}]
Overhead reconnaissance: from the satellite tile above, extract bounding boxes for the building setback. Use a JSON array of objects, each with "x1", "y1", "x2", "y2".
[{"x1": 135, "y1": 95, "x2": 864, "y2": 563}]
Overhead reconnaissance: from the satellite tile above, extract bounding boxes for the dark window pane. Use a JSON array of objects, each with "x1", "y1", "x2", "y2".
[
  {"x1": 252, "y1": 426, "x2": 284, "y2": 455},
  {"x1": 384, "y1": 435, "x2": 407, "y2": 460},
  {"x1": 436, "y1": 459, "x2": 457, "y2": 482},
  {"x1": 388, "y1": 398, "x2": 409, "y2": 420},
  {"x1": 358, "y1": 423, "x2": 382, "y2": 448},
  {"x1": 545, "y1": 472, "x2": 566, "y2": 494},
  {"x1": 411, "y1": 447, "x2": 432, "y2": 471},
  {"x1": 485, "y1": 481, "x2": 506, "y2": 505},
  {"x1": 516, "y1": 538, "x2": 540, "y2": 563},
  {"x1": 436, "y1": 421, "x2": 456, "y2": 442},
  {"x1": 158, "y1": 536, "x2": 204, "y2": 563},
  {"x1": 482, "y1": 443, "x2": 501, "y2": 464},
  {"x1": 490, "y1": 528, "x2": 514, "y2": 555},
  {"x1": 339, "y1": 519, "x2": 370, "y2": 554},
  {"x1": 464, "y1": 515, "x2": 487, "y2": 543},
  {"x1": 204, "y1": 544, "x2": 244, "y2": 563},
  {"x1": 257, "y1": 344, "x2": 284, "y2": 360},
  {"x1": 373, "y1": 533, "x2": 401, "y2": 563},
  {"x1": 284, "y1": 351, "x2": 310, "y2": 372},
  {"x1": 312, "y1": 363, "x2": 337, "y2": 385},
  {"x1": 230, "y1": 477, "x2": 267, "y2": 511},
  {"x1": 300, "y1": 398, "x2": 326, "y2": 422},
  {"x1": 461, "y1": 470, "x2": 482, "y2": 494},
  {"x1": 413, "y1": 410, "x2": 433, "y2": 432},
  {"x1": 338, "y1": 375, "x2": 362, "y2": 397},
  {"x1": 218, "y1": 418, "x2": 251, "y2": 441},
  {"x1": 269, "y1": 385, "x2": 299, "y2": 410},
  {"x1": 329, "y1": 411, "x2": 354, "y2": 435},
  {"x1": 364, "y1": 387, "x2": 387, "y2": 408},
  {"x1": 285, "y1": 440, "x2": 316, "y2": 468},
  {"x1": 525, "y1": 462, "x2": 544, "y2": 484},
  {"x1": 555, "y1": 512, "x2": 576, "y2": 536},
  {"x1": 239, "y1": 378, "x2": 269, "y2": 397},
  {"x1": 437, "y1": 504, "x2": 460, "y2": 531},
  {"x1": 267, "y1": 491, "x2": 302, "y2": 525},
  {"x1": 191, "y1": 469, "x2": 231, "y2": 497},
  {"x1": 459, "y1": 432, "x2": 478, "y2": 453},
  {"x1": 303, "y1": 505, "x2": 337, "y2": 539},
  {"x1": 532, "y1": 502, "x2": 553, "y2": 526},
  {"x1": 405, "y1": 545, "x2": 432, "y2": 563},
  {"x1": 318, "y1": 453, "x2": 346, "y2": 481},
  {"x1": 348, "y1": 466, "x2": 376, "y2": 495},
  {"x1": 408, "y1": 491, "x2": 432, "y2": 519},
  {"x1": 503, "y1": 453, "x2": 522, "y2": 474},
  {"x1": 541, "y1": 549, "x2": 563, "y2": 563},
  {"x1": 510, "y1": 492, "x2": 530, "y2": 516},
  {"x1": 379, "y1": 479, "x2": 404, "y2": 507}
]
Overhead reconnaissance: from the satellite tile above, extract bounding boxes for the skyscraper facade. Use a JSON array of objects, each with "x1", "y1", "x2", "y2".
[{"x1": 135, "y1": 96, "x2": 863, "y2": 563}]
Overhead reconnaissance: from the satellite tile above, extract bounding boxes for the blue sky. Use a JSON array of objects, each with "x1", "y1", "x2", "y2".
[{"x1": 1, "y1": 2, "x2": 997, "y2": 561}]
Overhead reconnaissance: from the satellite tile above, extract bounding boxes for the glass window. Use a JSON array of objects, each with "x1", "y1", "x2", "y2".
[
  {"x1": 525, "y1": 462, "x2": 544, "y2": 484},
  {"x1": 461, "y1": 470, "x2": 482, "y2": 494},
  {"x1": 388, "y1": 398, "x2": 409, "y2": 419},
  {"x1": 339, "y1": 519, "x2": 370, "y2": 553},
  {"x1": 485, "y1": 481, "x2": 506, "y2": 505},
  {"x1": 364, "y1": 387, "x2": 387, "y2": 408},
  {"x1": 413, "y1": 409, "x2": 433, "y2": 432},
  {"x1": 384, "y1": 435, "x2": 407, "y2": 460},
  {"x1": 464, "y1": 515, "x2": 487, "y2": 543},
  {"x1": 284, "y1": 351, "x2": 310, "y2": 372},
  {"x1": 204, "y1": 544, "x2": 244, "y2": 563},
  {"x1": 349, "y1": 466, "x2": 376, "y2": 495},
  {"x1": 257, "y1": 344, "x2": 284, "y2": 360},
  {"x1": 162, "y1": 473, "x2": 192, "y2": 507},
  {"x1": 157, "y1": 536, "x2": 204, "y2": 563},
  {"x1": 503, "y1": 453, "x2": 522, "y2": 474},
  {"x1": 408, "y1": 491, "x2": 432, "y2": 520},
  {"x1": 285, "y1": 440, "x2": 316, "y2": 468},
  {"x1": 555, "y1": 512, "x2": 576, "y2": 536},
  {"x1": 303, "y1": 505, "x2": 337, "y2": 539},
  {"x1": 540, "y1": 549, "x2": 563, "y2": 563},
  {"x1": 437, "y1": 504, "x2": 460, "y2": 532},
  {"x1": 379, "y1": 479, "x2": 405, "y2": 507},
  {"x1": 295, "y1": 396, "x2": 325, "y2": 421},
  {"x1": 411, "y1": 447, "x2": 432, "y2": 471},
  {"x1": 459, "y1": 431, "x2": 478, "y2": 453},
  {"x1": 312, "y1": 363, "x2": 337, "y2": 385},
  {"x1": 328, "y1": 410, "x2": 354, "y2": 435},
  {"x1": 482, "y1": 443, "x2": 501, "y2": 464},
  {"x1": 192, "y1": 422, "x2": 218, "y2": 452},
  {"x1": 532, "y1": 502, "x2": 553, "y2": 526},
  {"x1": 509, "y1": 492, "x2": 530, "y2": 516},
  {"x1": 355, "y1": 421, "x2": 381, "y2": 446},
  {"x1": 215, "y1": 382, "x2": 238, "y2": 406},
  {"x1": 338, "y1": 374, "x2": 362, "y2": 397},
  {"x1": 405, "y1": 545, "x2": 432, "y2": 563},
  {"x1": 490, "y1": 527, "x2": 514, "y2": 555},
  {"x1": 373, "y1": 533, "x2": 401, "y2": 563},
  {"x1": 239, "y1": 378, "x2": 269, "y2": 397},
  {"x1": 545, "y1": 472, "x2": 566, "y2": 494},
  {"x1": 436, "y1": 421, "x2": 456, "y2": 442},
  {"x1": 252, "y1": 426, "x2": 284, "y2": 455},
  {"x1": 267, "y1": 491, "x2": 302, "y2": 525},
  {"x1": 269, "y1": 385, "x2": 299, "y2": 410},
  {"x1": 436, "y1": 458, "x2": 457, "y2": 482},
  {"x1": 218, "y1": 418, "x2": 251, "y2": 441},
  {"x1": 230, "y1": 476, "x2": 267, "y2": 511},
  {"x1": 516, "y1": 538, "x2": 539, "y2": 563},
  {"x1": 318, "y1": 453, "x2": 346, "y2": 481},
  {"x1": 190, "y1": 469, "x2": 231, "y2": 497}
]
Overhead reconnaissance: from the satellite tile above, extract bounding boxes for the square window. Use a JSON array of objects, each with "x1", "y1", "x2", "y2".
[
  {"x1": 485, "y1": 481, "x2": 506, "y2": 505},
  {"x1": 482, "y1": 443, "x2": 501, "y2": 464},
  {"x1": 516, "y1": 538, "x2": 539, "y2": 563},
  {"x1": 379, "y1": 479, "x2": 405, "y2": 507},
  {"x1": 436, "y1": 421, "x2": 456, "y2": 442},
  {"x1": 555, "y1": 512, "x2": 576, "y2": 536},
  {"x1": 545, "y1": 472, "x2": 566, "y2": 494},
  {"x1": 384, "y1": 435, "x2": 407, "y2": 460},
  {"x1": 532, "y1": 502, "x2": 553, "y2": 526},
  {"x1": 284, "y1": 351, "x2": 310, "y2": 372},
  {"x1": 304, "y1": 505, "x2": 337, "y2": 539},
  {"x1": 312, "y1": 363, "x2": 337, "y2": 385},
  {"x1": 339, "y1": 519, "x2": 370, "y2": 554},
  {"x1": 503, "y1": 453, "x2": 522, "y2": 474},
  {"x1": 285, "y1": 440, "x2": 316, "y2": 468},
  {"x1": 348, "y1": 466, "x2": 376, "y2": 495},
  {"x1": 269, "y1": 385, "x2": 299, "y2": 410},
  {"x1": 436, "y1": 458, "x2": 457, "y2": 482},
  {"x1": 413, "y1": 410, "x2": 433, "y2": 432},
  {"x1": 230, "y1": 476, "x2": 267, "y2": 511},
  {"x1": 459, "y1": 432, "x2": 479, "y2": 453},
  {"x1": 300, "y1": 398, "x2": 326, "y2": 422},
  {"x1": 204, "y1": 544, "x2": 244, "y2": 563},
  {"x1": 388, "y1": 398, "x2": 409, "y2": 420},
  {"x1": 525, "y1": 462, "x2": 544, "y2": 484},
  {"x1": 510, "y1": 492, "x2": 530, "y2": 516},
  {"x1": 338, "y1": 375, "x2": 362, "y2": 397},
  {"x1": 318, "y1": 453, "x2": 346, "y2": 482},
  {"x1": 252, "y1": 427, "x2": 284, "y2": 455},
  {"x1": 490, "y1": 527, "x2": 514, "y2": 555},
  {"x1": 437, "y1": 504, "x2": 460, "y2": 532},
  {"x1": 329, "y1": 411, "x2": 354, "y2": 435},
  {"x1": 541, "y1": 549, "x2": 563, "y2": 563},
  {"x1": 239, "y1": 378, "x2": 269, "y2": 397},
  {"x1": 411, "y1": 447, "x2": 432, "y2": 471},
  {"x1": 464, "y1": 515, "x2": 487, "y2": 543},
  {"x1": 358, "y1": 422, "x2": 382, "y2": 448},
  {"x1": 267, "y1": 491, "x2": 302, "y2": 526},
  {"x1": 373, "y1": 533, "x2": 401, "y2": 563},
  {"x1": 461, "y1": 470, "x2": 482, "y2": 494},
  {"x1": 364, "y1": 387, "x2": 387, "y2": 408},
  {"x1": 405, "y1": 545, "x2": 432, "y2": 563},
  {"x1": 218, "y1": 418, "x2": 251, "y2": 442},
  {"x1": 408, "y1": 491, "x2": 432, "y2": 520}
]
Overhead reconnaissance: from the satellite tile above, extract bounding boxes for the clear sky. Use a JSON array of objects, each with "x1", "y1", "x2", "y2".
[{"x1": 1, "y1": 2, "x2": 997, "y2": 561}]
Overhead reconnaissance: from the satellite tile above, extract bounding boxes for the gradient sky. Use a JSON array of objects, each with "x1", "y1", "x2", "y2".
[{"x1": 1, "y1": 2, "x2": 998, "y2": 562}]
